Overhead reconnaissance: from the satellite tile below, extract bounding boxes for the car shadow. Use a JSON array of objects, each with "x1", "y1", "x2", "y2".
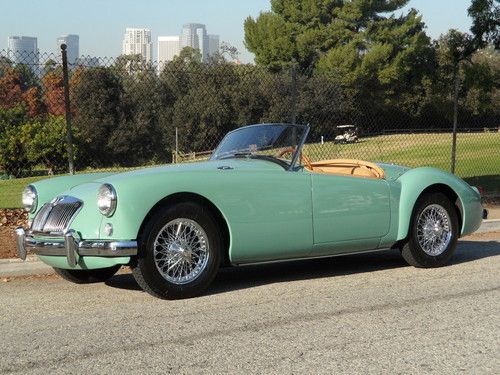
[{"x1": 105, "y1": 240, "x2": 500, "y2": 296}]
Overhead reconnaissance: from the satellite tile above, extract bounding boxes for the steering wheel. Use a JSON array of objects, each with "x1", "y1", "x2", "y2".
[{"x1": 277, "y1": 147, "x2": 313, "y2": 170}]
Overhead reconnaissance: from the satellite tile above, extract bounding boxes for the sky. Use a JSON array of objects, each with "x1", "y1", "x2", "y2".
[{"x1": 0, "y1": 0, "x2": 474, "y2": 63}]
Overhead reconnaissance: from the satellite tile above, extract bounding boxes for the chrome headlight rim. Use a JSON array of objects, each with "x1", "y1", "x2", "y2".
[
  {"x1": 22, "y1": 185, "x2": 38, "y2": 213},
  {"x1": 97, "y1": 183, "x2": 117, "y2": 217}
]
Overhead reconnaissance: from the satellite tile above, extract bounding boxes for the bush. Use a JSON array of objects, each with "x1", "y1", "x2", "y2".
[
  {"x1": 22, "y1": 116, "x2": 71, "y2": 173},
  {"x1": 0, "y1": 105, "x2": 32, "y2": 177}
]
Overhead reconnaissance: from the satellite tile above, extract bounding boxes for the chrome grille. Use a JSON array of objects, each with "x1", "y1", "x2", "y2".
[{"x1": 31, "y1": 196, "x2": 82, "y2": 234}]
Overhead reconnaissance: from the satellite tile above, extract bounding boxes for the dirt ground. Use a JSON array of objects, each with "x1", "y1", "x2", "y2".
[{"x1": 0, "y1": 209, "x2": 27, "y2": 259}]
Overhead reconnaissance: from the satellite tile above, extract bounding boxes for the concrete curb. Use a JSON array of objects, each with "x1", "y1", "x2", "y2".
[
  {"x1": 1, "y1": 220, "x2": 499, "y2": 278},
  {"x1": 0, "y1": 255, "x2": 54, "y2": 277},
  {"x1": 476, "y1": 219, "x2": 500, "y2": 234}
]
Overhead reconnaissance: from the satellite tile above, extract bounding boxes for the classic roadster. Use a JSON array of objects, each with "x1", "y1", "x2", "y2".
[{"x1": 15, "y1": 123, "x2": 485, "y2": 299}]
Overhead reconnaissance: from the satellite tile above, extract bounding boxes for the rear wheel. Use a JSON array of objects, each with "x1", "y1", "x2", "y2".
[
  {"x1": 131, "y1": 202, "x2": 221, "y2": 299},
  {"x1": 54, "y1": 265, "x2": 121, "y2": 284},
  {"x1": 401, "y1": 192, "x2": 459, "y2": 268}
]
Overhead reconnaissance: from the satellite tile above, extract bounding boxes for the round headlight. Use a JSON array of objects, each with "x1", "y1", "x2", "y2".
[
  {"x1": 22, "y1": 185, "x2": 38, "y2": 213},
  {"x1": 97, "y1": 184, "x2": 117, "y2": 217}
]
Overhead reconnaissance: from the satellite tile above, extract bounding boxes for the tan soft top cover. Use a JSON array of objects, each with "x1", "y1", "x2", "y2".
[{"x1": 306, "y1": 159, "x2": 385, "y2": 179}]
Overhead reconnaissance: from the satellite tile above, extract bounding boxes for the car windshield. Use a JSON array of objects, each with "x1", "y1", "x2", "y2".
[{"x1": 211, "y1": 124, "x2": 308, "y2": 168}]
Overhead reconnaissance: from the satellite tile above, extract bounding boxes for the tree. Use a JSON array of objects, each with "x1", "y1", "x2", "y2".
[
  {"x1": 13, "y1": 64, "x2": 38, "y2": 90},
  {"x1": 0, "y1": 67, "x2": 23, "y2": 108},
  {"x1": 468, "y1": 0, "x2": 500, "y2": 49},
  {"x1": 72, "y1": 67, "x2": 123, "y2": 166},
  {"x1": 0, "y1": 105, "x2": 31, "y2": 177},
  {"x1": 42, "y1": 70, "x2": 65, "y2": 115},
  {"x1": 43, "y1": 59, "x2": 58, "y2": 76},
  {"x1": 111, "y1": 67, "x2": 165, "y2": 165},
  {"x1": 244, "y1": 0, "x2": 431, "y2": 74},
  {"x1": 22, "y1": 87, "x2": 44, "y2": 117}
]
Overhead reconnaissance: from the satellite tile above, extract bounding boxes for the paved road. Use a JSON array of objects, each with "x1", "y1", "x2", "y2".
[{"x1": 1, "y1": 233, "x2": 499, "y2": 374}]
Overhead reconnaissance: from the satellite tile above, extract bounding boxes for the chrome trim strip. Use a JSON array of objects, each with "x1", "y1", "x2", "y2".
[{"x1": 233, "y1": 247, "x2": 392, "y2": 266}]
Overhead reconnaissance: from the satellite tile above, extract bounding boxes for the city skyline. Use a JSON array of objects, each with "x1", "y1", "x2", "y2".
[
  {"x1": 0, "y1": 0, "x2": 475, "y2": 64},
  {"x1": 5, "y1": 22, "x2": 223, "y2": 66}
]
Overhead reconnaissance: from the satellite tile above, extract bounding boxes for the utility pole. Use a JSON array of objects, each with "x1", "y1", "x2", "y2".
[
  {"x1": 61, "y1": 44, "x2": 75, "y2": 174},
  {"x1": 450, "y1": 69, "x2": 460, "y2": 174}
]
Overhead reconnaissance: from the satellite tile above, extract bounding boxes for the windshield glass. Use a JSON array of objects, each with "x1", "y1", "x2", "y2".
[{"x1": 211, "y1": 124, "x2": 307, "y2": 168}]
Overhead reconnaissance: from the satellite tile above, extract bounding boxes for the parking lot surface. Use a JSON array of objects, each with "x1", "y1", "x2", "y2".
[{"x1": 1, "y1": 232, "x2": 499, "y2": 374}]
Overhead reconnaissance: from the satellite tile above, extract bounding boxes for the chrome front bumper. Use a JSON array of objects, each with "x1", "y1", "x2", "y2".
[{"x1": 15, "y1": 227, "x2": 137, "y2": 267}]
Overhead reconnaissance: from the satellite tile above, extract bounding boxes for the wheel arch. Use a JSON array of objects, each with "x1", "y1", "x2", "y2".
[
  {"x1": 397, "y1": 182, "x2": 463, "y2": 241},
  {"x1": 136, "y1": 192, "x2": 231, "y2": 266}
]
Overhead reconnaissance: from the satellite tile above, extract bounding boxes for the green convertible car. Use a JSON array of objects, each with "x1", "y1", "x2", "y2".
[{"x1": 15, "y1": 123, "x2": 486, "y2": 299}]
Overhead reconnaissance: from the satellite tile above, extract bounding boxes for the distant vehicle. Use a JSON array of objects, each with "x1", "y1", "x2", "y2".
[{"x1": 334, "y1": 125, "x2": 358, "y2": 144}]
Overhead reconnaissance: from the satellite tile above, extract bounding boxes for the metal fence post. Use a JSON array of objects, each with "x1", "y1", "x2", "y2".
[
  {"x1": 289, "y1": 61, "x2": 297, "y2": 125},
  {"x1": 175, "y1": 127, "x2": 179, "y2": 163},
  {"x1": 450, "y1": 69, "x2": 460, "y2": 174},
  {"x1": 61, "y1": 44, "x2": 75, "y2": 175}
]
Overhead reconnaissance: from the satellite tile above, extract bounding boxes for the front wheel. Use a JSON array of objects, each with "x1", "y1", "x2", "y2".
[
  {"x1": 131, "y1": 202, "x2": 221, "y2": 299},
  {"x1": 54, "y1": 265, "x2": 121, "y2": 284},
  {"x1": 401, "y1": 192, "x2": 459, "y2": 268}
]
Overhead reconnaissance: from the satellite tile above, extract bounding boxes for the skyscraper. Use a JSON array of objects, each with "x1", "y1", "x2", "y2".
[
  {"x1": 208, "y1": 34, "x2": 220, "y2": 58},
  {"x1": 157, "y1": 36, "x2": 180, "y2": 71},
  {"x1": 181, "y1": 23, "x2": 208, "y2": 62},
  {"x1": 122, "y1": 28, "x2": 152, "y2": 63},
  {"x1": 7, "y1": 36, "x2": 38, "y2": 66},
  {"x1": 57, "y1": 34, "x2": 79, "y2": 66}
]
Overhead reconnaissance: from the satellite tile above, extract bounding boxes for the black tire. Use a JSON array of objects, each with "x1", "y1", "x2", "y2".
[
  {"x1": 131, "y1": 202, "x2": 221, "y2": 299},
  {"x1": 54, "y1": 265, "x2": 121, "y2": 284},
  {"x1": 401, "y1": 192, "x2": 459, "y2": 268}
]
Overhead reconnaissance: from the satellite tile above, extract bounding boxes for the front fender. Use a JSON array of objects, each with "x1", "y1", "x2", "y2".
[
  {"x1": 395, "y1": 167, "x2": 482, "y2": 240},
  {"x1": 93, "y1": 171, "x2": 230, "y2": 241}
]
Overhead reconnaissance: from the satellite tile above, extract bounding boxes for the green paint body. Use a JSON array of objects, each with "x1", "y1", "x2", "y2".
[{"x1": 28, "y1": 159, "x2": 483, "y2": 269}]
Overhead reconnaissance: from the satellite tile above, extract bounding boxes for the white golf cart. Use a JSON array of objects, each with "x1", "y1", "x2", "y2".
[{"x1": 334, "y1": 125, "x2": 358, "y2": 144}]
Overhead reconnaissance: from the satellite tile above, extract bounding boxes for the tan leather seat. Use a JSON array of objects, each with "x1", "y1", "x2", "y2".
[{"x1": 306, "y1": 159, "x2": 385, "y2": 179}]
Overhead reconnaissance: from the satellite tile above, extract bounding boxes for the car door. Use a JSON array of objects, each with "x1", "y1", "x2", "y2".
[{"x1": 310, "y1": 173, "x2": 391, "y2": 254}]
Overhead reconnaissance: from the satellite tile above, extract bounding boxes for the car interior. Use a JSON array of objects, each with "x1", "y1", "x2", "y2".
[{"x1": 304, "y1": 158, "x2": 386, "y2": 179}]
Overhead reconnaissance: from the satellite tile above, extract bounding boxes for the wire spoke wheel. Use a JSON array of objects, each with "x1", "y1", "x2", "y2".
[
  {"x1": 153, "y1": 218, "x2": 210, "y2": 285},
  {"x1": 416, "y1": 204, "x2": 452, "y2": 256}
]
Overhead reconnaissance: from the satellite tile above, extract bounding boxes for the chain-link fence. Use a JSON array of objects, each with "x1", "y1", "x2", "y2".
[{"x1": 1, "y1": 47, "x2": 499, "y2": 198}]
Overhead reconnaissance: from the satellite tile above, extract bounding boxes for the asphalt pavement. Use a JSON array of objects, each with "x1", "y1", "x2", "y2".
[{"x1": 0, "y1": 232, "x2": 499, "y2": 374}]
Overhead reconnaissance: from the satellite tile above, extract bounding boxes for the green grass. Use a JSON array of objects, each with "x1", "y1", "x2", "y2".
[
  {"x1": 0, "y1": 176, "x2": 50, "y2": 209},
  {"x1": 304, "y1": 132, "x2": 500, "y2": 178},
  {"x1": 1, "y1": 132, "x2": 499, "y2": 208}
]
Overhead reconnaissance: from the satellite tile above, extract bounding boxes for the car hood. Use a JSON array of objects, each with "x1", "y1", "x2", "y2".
[{"x1": 90, "y1": 158, "x2": 285, "y2": 185}]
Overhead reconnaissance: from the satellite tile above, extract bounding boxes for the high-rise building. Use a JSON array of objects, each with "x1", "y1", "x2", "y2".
[
  {"x1": 7, "y1": 36, "x2": 38, "y2": 66},
  {"x1": 181, "y1": 23, "x2": 208, "y2": 62},
  {"x1": 208, "y1": 34, "x2": 220, "y2": 58},
  {"x1": 122, "y1": 28, "x2": 152, "y2": 63},
  {"x1": 57, "y1": 34, "x2": 79, "y2": 66},
  {"x1": 157, "y1": 36, "x2": 180, "y2": 71}
]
